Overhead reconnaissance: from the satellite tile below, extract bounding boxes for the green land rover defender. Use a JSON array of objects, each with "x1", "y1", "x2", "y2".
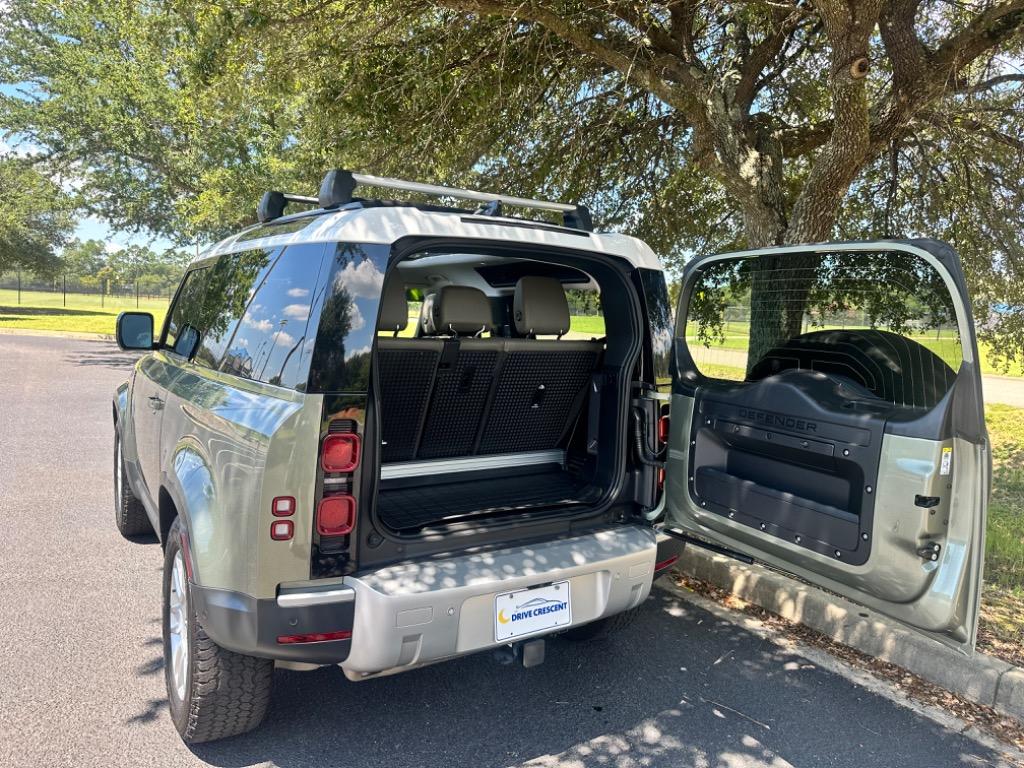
[{"x1": 113, "y1": 170, "x2": 988, "y2": 742}]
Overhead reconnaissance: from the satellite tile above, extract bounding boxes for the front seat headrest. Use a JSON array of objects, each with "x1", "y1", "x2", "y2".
[
  {"x1": 377, "y1": 278, "x2": 408, "y2": 334},
  {"x1": 514, "y1": 276, "x2": 570, "y2": 337},
  {"x1": 422, "y1": 286, "x2": 493, "y2": 336}
]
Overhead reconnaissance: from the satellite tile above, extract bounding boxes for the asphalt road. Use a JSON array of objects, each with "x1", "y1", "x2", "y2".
[{"x1": 0, "y1": 333, "x2": 1010, "y2": 768}]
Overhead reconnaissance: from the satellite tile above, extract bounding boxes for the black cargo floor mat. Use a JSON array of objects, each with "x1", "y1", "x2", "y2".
[{"x1": 378, "y1": 470, "x2": 597, "y2": 531}]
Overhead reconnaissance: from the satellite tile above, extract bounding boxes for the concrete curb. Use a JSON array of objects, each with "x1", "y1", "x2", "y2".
[{"x1": 676, "y1": 545, "x2": 1024, "y2": 722}]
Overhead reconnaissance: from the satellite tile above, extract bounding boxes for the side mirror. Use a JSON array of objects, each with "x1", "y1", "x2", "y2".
[
  {"x1": 116, "y1": 312, "x2": 155, "y2": 351},
  {"x1": 173, "y1": 324, "x2": 201, "y2": 359}
]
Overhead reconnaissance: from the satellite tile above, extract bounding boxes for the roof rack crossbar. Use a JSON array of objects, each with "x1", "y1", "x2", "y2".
[
  {"x1": 257, "y1": 169, "x2": 592, "y2": 231},
  {"x1": 338, "y1": 171, "x2": 576, "y2": 214}
]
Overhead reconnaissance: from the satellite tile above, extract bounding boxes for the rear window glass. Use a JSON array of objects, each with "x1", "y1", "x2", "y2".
[
  {"x1": 683, "y1": 250, "x2": 962, "y2": 408},
  {"x1": 220, "y1": 243, "x2": 326, "y2": 389}
]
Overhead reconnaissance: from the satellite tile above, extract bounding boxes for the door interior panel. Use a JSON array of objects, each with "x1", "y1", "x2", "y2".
[
  {"x1": 688, "y1": 370, "x2": 884, "y2": 564},
  {"x1": 666, "y1": 241, "x2": 988, "y2": 649}
]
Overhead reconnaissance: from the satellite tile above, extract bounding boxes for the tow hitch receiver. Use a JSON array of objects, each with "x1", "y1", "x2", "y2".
[{"x1": 520, "y1": 638, "x2": 546, "y2": 668}]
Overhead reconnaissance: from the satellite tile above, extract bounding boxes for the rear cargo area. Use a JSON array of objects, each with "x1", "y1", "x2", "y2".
[
  {"x1": 372, "y1": 253, "x2": 629, "y2": 534},
  {"x1": 378, "y1": 464, "x2": 602, "y2": 531}
]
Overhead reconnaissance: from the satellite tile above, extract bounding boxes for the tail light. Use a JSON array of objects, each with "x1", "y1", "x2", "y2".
[
  {"x1": 321, "y1": 433, "x2": 360, "y2": 473},
  {"x1": 317, "y1": 495, "x2": 355, "y2": 536},
  {"x1": 658, "y1": 415, "x2": 670, "y2": 444},
  {"x1": 657, "y1": 467, "x2": 665, "y2": 491}
]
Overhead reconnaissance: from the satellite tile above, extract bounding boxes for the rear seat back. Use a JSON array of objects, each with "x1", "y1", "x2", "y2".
[
  {"x1": 376, "y1": 277, "x2": 602, "y2": 462},
  {"x1": 417, "y1": 287, "x2": 503, "y2": 458},
  {"x1": 375, "y1": 279, "x2": 442, "y2": 462},
  {"x1": 478, "y1": 278, "x2": 601, "y2": 454}
]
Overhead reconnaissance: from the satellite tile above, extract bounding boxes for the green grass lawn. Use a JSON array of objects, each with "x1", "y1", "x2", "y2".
[
  {"x1": 0, "y1": 288, "x2": 169, "y2": 335},
  {"x1": 978, "y1": 403, "x2": 1024, "y2": 663},
  {"x1": 685, "y1": 321, "x2": 1022, "y2": 377}
]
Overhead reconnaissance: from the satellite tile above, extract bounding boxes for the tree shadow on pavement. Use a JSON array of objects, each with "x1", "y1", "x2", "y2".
[
  {"x1": 66, "y1": 348, "x2": 140, "y2": 370},
  {"x1": 175, "y1": 587, "x2": 998, "y2": 768}
]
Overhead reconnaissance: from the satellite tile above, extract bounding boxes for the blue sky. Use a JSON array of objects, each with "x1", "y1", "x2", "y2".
[{"x1": 1, "y1": 133, "x2": 176, "y2": 253}]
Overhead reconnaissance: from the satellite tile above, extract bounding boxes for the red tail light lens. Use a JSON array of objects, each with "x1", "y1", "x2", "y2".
[
  {"x1": 655, "y1": 554, "x2": 679, "y2": 572},
  {"x1": 657, "y1": 467, "x2": 666, "y2": 490},
  {"x1": 317, "y1": 495, "x2": 355, "y2": 536},
  {"x1": 658, "y1": 415, "x2": 670, "y2": 444},
  {"x1": 270, "y1": 520, "x2": 294, "y2": 541},
  {"x1": 277, "y1": 630, "x2": 352, "y2": 644},
  {"x1": 321, "y1": 434, "x2": 360, "y2": 473},
  {"x1": 272, "y1": 496, "x2": 295, "y2": 517}
]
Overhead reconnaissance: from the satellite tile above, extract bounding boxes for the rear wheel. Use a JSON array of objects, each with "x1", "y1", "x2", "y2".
[
  {"x1": 114, "y1": 431, "x2": 154, "y2": 538},
  {"x1": 163, "y1": 519, "x2": 273, "y2": 743},
  {"x1": 562, "y1": 607, "x2": 641, "y2": 641}
]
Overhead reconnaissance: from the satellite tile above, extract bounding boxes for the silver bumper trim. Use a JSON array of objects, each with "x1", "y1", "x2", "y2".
[{"x1": 276, "y1": 586, "x2": 356, "y2": 608}]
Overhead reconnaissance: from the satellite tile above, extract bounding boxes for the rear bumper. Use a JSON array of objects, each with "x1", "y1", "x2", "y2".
[
  {"x1": 193, "y1": 524, "x2": 657, "y2": 672},
  {"x1": 342, "y1": 524, "x2": 656, "y2": 677},
  {"x1": 190, "y1": 582, "x2": 356, "y2": 665}
]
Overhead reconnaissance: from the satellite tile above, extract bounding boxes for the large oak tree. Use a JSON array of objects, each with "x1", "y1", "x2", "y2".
[{"x1": 2, "y1": 0, "x2": 1023, "y2": 364}]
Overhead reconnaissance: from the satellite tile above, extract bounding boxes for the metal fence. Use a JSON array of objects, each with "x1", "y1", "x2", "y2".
[{"x1": 0, "y1": 271, "x2": 176, "y2": 308}]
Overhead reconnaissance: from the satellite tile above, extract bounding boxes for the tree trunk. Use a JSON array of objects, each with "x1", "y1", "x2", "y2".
[{"x1": 742, "y1": 179, "x2": 841, "y2": 372}]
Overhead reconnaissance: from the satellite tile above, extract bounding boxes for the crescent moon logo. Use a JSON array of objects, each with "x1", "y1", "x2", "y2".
[{"x1": 497, "y1": 609, "x2": 511, "y2": 625}]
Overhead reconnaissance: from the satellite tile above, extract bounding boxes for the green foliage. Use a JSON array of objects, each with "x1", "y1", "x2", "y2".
[
  {"x1": 0, "y1": 157, "x2": 74, "y2": 275},
  {"x1": 2, "y1": 0, "x2": 1024, "y2": 366}
]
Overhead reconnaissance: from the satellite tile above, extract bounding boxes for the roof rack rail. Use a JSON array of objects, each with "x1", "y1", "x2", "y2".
[{"x1": 257, "y1": 170, "x2": 593, "y2": 231}]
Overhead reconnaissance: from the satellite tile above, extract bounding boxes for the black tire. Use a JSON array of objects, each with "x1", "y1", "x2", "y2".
[
  {"x1": 114, "y1": 430, "x2": 154, "y2": 538},
  {"x1": 561, "y1": 607, "x2": 641, "y2": 641},
  {"x1": 163, "y1": 518, "x2": 273, "y2": 743}
]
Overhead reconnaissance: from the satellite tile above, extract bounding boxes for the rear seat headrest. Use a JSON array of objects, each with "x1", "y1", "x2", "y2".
[
  {"x1": 422, "y1": 286, "x2": 493, "y2": 336},
  {"x1": 514, "y1": 276, "x2": 570, "y2": 336},
  {"x1": 377, "y1": 278, "x2": 408, "y2": 333}
]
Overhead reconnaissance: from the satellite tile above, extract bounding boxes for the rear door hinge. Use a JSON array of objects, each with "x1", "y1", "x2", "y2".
[{"x1": 916, "y1": 541, "x2": 941, "y2": 561}]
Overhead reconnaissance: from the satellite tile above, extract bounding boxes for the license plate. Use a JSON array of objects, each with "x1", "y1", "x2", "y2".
[{"x1": 494, "y1": 580, "x2": 572, "y2": 642}]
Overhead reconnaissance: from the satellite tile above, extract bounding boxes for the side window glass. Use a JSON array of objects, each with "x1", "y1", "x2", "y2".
[
  {"x1": 164, "y1": 268, "x2": 209, "y2": 356},
  {"x1": 223, "y1": 244, "x2": 326, "y2": 389},
  {"x1": 193, "y1": 248, "x2": 279, "y2": 371},
  {"x1": 308, "y1": 243, "x2": 390, "y2": 393}
]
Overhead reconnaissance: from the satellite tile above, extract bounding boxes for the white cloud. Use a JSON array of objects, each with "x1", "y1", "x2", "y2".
[
  {"x1": 336, "y1": 258, "x2": 384, "y2": 299},
  {"x1": 349, "y1": 304, "x2": 365, "y2": 332},
  {"x1": 104, "y1": 241, "x2": 125, "y2": 254},
  {"x1": 283, "y1": 303, "x2": 310, "y2": 320},
  {"x1": 345, "y1": 345, "x2": 371, "y2": 360},
  {"x1": 274, "y1": 331, "x2": 296, "y2": 347},
  {"x1": 244, "y1": 316, "x2": 273, "y2": 333},
  {"x1": 287, "y1": 287, "x2": 309, "y2": 298}
]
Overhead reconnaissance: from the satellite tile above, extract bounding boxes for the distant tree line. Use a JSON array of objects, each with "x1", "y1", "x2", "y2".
[{"x1": 1, "y1": 237, "x2": 191, "y2": 297}]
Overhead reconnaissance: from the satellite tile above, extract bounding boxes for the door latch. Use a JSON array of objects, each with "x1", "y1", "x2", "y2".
[{"x1": 916, "y1": 541, "x2": 941, "y2": 561}]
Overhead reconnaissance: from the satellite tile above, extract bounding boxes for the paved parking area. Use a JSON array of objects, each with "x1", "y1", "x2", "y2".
[{"x1": 0, "y1": 334, "x2": 1013, "y2": 768}]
